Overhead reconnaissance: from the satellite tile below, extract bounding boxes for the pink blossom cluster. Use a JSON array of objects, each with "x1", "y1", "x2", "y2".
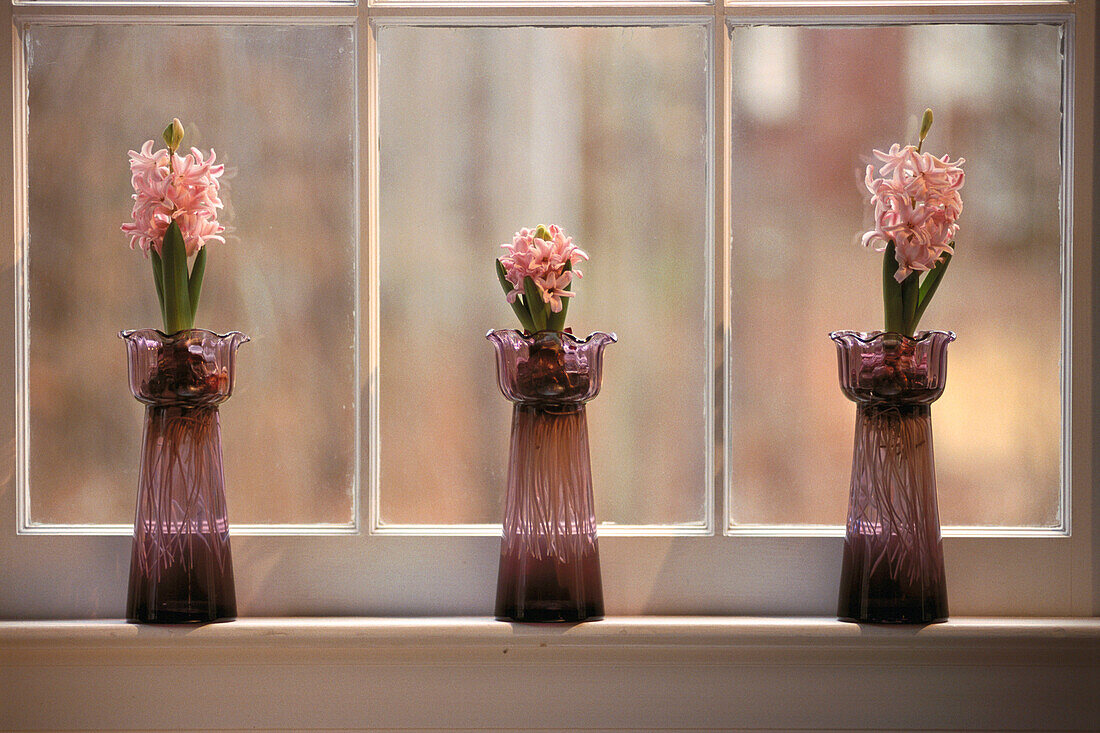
[
  {"x1": 861, "y1": 143, "x2": 965, "y2": 282},
  {"x1": 121, "y1": 140, "x2": 225, "y2": 257},
  {"x1": 499, "y1": 225, "x2": 589, "y2": 313}
]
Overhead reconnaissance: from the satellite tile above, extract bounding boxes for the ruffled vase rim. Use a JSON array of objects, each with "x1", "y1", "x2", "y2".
[
  {"x1": 120, "y1": 327, "x2": 250, "y2": 343},
  {"x1": 485, "y1": 328, "x2": 617, "y2": 345},
  {"x1": 829, "y1": 329, "x2": 956, "y2": 345}
]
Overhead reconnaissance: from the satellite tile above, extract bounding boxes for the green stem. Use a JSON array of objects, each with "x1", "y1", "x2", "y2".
[
  {"x1": 882, "y1": 242, "x2": 905, "y2": 334},
  {"x1": 900, "y1": 271, "x2": 920, "y2": 337}
]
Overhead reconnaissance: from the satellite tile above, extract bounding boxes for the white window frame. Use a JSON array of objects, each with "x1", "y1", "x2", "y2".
[{"x1": 1, "y1": 0, "x2": 1095, "y2": 618}]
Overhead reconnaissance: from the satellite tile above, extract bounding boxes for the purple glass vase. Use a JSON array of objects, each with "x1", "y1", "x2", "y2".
[
  {"x1": 830, "y1": 330, "x2": 955, "y2": 624},
  {"x1": 487, "y1": 329, "x2": 616, "y2": 622},
  {"x1": 120, "y1": 328, "x2": 248, "y2": 623}
]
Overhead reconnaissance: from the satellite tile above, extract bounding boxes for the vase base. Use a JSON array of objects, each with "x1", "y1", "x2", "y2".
[
  {"x1": 127, "y1": 596, "x2": 237, "y2": 624},
  {"x1": 838, "y1": 613, "x2": 948, "y2": 625},
  {"x1": 126, "y1": 611, "x2": 236, "y2": 625},
  {"x1": 494, "y1": 544, "x2": 604, "y2": 624},
  {"x1": 126, "y1": 531, "x2": 237, "y2": 625},
  {"x1": 495, "y1": 605, "x2": 604, "y2": 624},
  {"x1": 838, "y1": 538, "x2": 948, "y2": 625}
]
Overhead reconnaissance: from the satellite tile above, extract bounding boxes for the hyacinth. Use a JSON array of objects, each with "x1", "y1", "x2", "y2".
[
  {"x1": 495, "y1": 224, "x2": 588, "y2": 333},
  {"x1": 123, "y1": 120, "x2": 228, "y2": 334},
  {"x1": 121, "y1": 139, "x2": 226, "y2": 258},
  {"x1": 499, "y1": 225, "x2": 588, "y2": 314},
  {"x1": 861, "y1": 142, "x2": 965, "y2": 283},
  {"x1": 856, "y1": 109, "x2": 964, "y2": 337}
]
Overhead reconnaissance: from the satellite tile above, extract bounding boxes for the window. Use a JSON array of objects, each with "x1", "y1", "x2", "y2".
[
  {"x1": 20, "y1": 22, "x2": 358, "y2": 533},
  {"x1": 376, "y1": 23, "x2": 711, "y2": 531},
  {"x1": 0, "y1": 0, "x2": 1095, "y2": 618},
  {"x1": 727, "y1": 22, "x2": 1065, "y2": 531}
]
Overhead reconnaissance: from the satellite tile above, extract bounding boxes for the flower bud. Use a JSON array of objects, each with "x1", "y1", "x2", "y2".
[
  {"x1": 919, "y1": 108, "x2": 933, "y2": 144},
  {"x1": 162, "y1": 118, "x2": 185, "y2": 153}
]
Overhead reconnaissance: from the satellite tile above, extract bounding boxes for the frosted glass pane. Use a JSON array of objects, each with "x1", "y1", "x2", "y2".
[
  {"x1": 24, "y1": 24, "x2": 357, "y2": 527},
  {"x1": 378, "y1": 25, "x2": 710, "y2": 527},
  {"x1": 728, "y1": 24, "x2": 1063, "y2": 528}
]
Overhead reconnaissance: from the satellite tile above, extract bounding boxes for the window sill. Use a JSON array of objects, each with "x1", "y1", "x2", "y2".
[
  {"x1": 3, "y1": 616, "x2": 1098, "y2": 730},
  {"x1": 3, "y1": 614, "x2": 1100, "y2": 653}
]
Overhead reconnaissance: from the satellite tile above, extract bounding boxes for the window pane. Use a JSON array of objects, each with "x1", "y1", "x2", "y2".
[
  {"x1": 728, "y1": 23, "x2": 1063, "y2": 528},
  {"x1": 24, "y1": 23, "x2": 357, "y2": 527},
  {"x1": 378, "y1": 25, "x2": 710, "y2": 527}
]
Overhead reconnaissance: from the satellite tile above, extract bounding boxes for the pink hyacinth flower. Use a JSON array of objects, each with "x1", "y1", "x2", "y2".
[
  {"x1": 122, "y1": 140, "x2": 226, "y2": 257},
  {"x1": 862, "y1": 143, "x2": 965, "y2": 282},
  {"x1": 498, "y1": 225, "x2": 588, "y2": 313}
]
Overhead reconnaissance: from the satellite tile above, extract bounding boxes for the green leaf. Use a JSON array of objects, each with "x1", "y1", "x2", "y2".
[
  {"x1": 495, "y1": 258, "x2": 512, "y2": 298},
  {"x1": 882, "y1": 242, "x2": 905, "y2": 334},
  {"x1": 160, "y1": 221, "x2": 192, "y2": 334},
  {"x1": 496, "y1": 259, "x2": 535, "y2": 332},
  {"x1": 900, "y1": 271, "x2": 920, "y2": 337},
  {"x1": 523, "y1": 276, "x2": 547, "y2": 332},
  {"x1": 912, "y1": 246, "x2": 953, "y2": 331},
  {"x1": 545, "y1": 260, "x2": 572, "y2": 332},
  {"x1": 150, "y1": 250, "x2": 167, "y2": 330},
  {"x1": 188, "y1": 246, "x2": 207, "y2": 326}
]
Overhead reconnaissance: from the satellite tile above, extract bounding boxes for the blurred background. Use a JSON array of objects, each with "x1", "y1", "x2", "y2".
[
  {"x1": 728, "y1": 24, "x2": 1063, "y2": 527},
  {"x1": 22, "y1": 21, "x2": 1062, "y2": 530},
  {"x1": 378, "y1": 25, "x2": 710, "y2": 526},
  {"x1": 25, "y1": 24, "x2": 358, "y2": 526}
]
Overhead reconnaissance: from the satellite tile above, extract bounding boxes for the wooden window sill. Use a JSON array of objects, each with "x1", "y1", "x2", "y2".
[{"x1": 2, "y1": 616, "x2": 1098, "y2": 730}]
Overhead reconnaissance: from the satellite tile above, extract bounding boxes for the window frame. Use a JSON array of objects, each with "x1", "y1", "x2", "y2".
[{"x1": 1, "y1": 0, "x2": 1095, "y2": 618}]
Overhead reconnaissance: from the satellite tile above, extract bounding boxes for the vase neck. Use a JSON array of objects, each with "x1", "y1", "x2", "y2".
[
  {"x1": 145, "y1": 402, "x2": 220, "y2": 415},
  {"x1": 856, "y1": 401, "x2": 931, "y2": 417},
  {"x1": 511, "y1": 400, "x2": 586, "y2": 412},
  {"x1": 502, "y1": 405, "x2": 597, "y2": 546}
]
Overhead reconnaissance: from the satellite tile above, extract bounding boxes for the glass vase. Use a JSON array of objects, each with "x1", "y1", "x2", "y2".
[
  {"x1": 120, "y1": 328, "x2": 249, "y2": 624},
  {"x1": 486, "y1": 329, "x2": 616, "y2": 622},
  {"x1": 830, "y1": 330, "x2": 955, "y2": 624}
]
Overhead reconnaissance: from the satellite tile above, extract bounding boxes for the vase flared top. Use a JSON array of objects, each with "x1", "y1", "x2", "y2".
[
  {"x1": 121, "y1": 328, "x2": 249, "y2": 406},
  {"x1": 487, "y1": 329, "x2": 616, "y2": 405},
  {"x1": 830, "y1": 330, "x2": 955, "y2": 405}
]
